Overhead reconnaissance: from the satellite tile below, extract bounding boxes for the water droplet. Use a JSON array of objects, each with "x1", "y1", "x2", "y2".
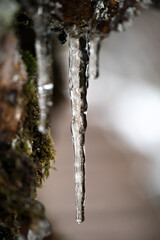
[{"x1": 13, "y1": 74, "x2": 19, "y2": 82}]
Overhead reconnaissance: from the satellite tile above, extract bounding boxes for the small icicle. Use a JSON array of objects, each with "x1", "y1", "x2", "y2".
[
  {"x1": 33, "y1": 7, "x2": 54, "y2": 134},
  {"x1": 27, "y1": 218, "x2": 51, "y2": 240},
  {"x1": 69, "y1": 34, "x2": 89, "y2": 224},
  {"x1": 89, "y1": 37, "x2": 101, "y2": 80}
]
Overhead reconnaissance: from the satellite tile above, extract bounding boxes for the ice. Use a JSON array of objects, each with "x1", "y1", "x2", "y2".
[
  {"x1": 33, "y1": 7, "x2": 54, "y2": 134},
  {"x1": 69, "y1": 35, "x2": 89, "y2": 223},
  {"x1": 94, "y1": 0, "x2": 108, "y2": 20},
  {"x1": 89, "y1": 37, "x2": 101, "y2": 80}
]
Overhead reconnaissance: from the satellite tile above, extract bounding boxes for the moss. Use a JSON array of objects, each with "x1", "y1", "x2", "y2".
[
  {"x1": 0, "y1": 50, "x2": 55, "y2": 236},
  {"x1": 16, "y1": 50, "x2": 55, "y2": 185},
  {"x1": 0, "y1": 148, "x2": 37, "y2": 235},
  {"x1": 21, "y1": 50, "x2": 37, "y2": 78}
]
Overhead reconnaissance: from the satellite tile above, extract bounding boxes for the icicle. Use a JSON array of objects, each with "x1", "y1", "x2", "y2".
[
  {"x1": 89, "y1": 37, "x2": 101, "y2": 80},
  {"x1": 69, "y1": 35, "x2": 89, "y2": 224},
  {"x1": 33, "y1": 7, "x2": 54, "y2": 134},
  {"x1": 27, "y1": 218, "x2": 51, "y2": 240}
]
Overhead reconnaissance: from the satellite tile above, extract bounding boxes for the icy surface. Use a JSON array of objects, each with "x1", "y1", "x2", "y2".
[
  {"x1": 34, "y1": 7, "x2": 53, "y2": 134},
  {"x1": 94, "y1": 0, "x2": 108, "y2": 20},
  {"x1": 69, "y1": 35, "x2": 89, "y2": 223},
  {"x1": 89, "y1": 37, "x2": 101, "y2": 80}
]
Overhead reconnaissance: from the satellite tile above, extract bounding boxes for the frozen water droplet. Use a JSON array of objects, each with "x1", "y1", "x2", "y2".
[
  {"x1": 89, "y1": 37, "x2": 101, "y2": 80},
  {"x1": 33, "y1": 8, "x2": 54, "y2": 134},
  {"x1": 27, "y1": 218, "x2": 51, "y2": 240},
  {"x1": 13, "y1": 74, "x2": 19, "y2": 82},
  {"x1": 69, "y1": 35, "x2": 89, "y2": 223}
]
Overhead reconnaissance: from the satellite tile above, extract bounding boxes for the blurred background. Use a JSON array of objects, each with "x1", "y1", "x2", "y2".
[{"x1": 37, "y1": 8, "x2": 160, "y2": 240}]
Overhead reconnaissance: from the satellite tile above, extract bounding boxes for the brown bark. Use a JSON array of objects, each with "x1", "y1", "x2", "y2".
[
  {"x1": 0, "y1": 33, "x2": 27, "y2": 142},
  {"x1": 20, "y1": 0, "x2": 150, "y2": 37}
]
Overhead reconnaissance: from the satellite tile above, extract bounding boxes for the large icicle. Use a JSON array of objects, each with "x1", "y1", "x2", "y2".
[
  {"x1": 69, "y1": 35, "x2": 89, "y2": 224},
  {"x1": 33, "y1": 7, "x2": 54, "y2": 134},
  {"x1": 89, "y1": 37, "x2": 101, "y2": 80}
]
